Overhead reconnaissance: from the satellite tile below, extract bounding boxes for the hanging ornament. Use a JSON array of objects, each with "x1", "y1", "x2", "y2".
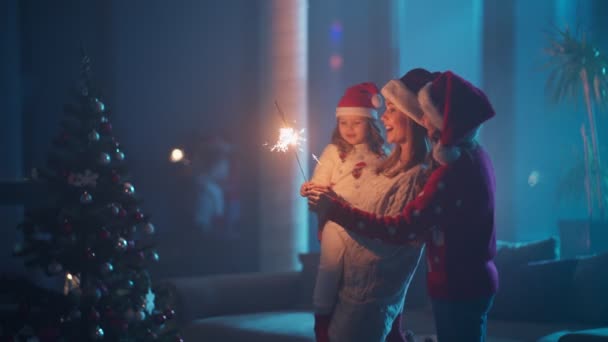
[
  {"x1": 134, "y1": 210, "x2": 145, "y2": 222},
  {"x1": 62, "y1": 220, "x2": 73, "y2": 234},
  {"x1": 153, "y1": 312, "x2": 167, "y2": 325},
  {"x1": 89, "y1": 310, "x2": 101, "y2": 321},
  {"x1": 149, "y1": 251, "x2": 160, "y2": 263},
  {"x1": 164, "y1": 309, "x2": 176, "y2": 320},
  {"x1": 116, "y1": 237, "x2": 128, "y2": 252},
  {"x1": 98, "y1": 229, "x2": 110, "y2": 240},
  {"x1": 85, "y1": 248, "x2": 96, "y2": 260},
  {"x1": 101, "y1": 262, "x2": 114, "y2": 275},
  {"x1": 48, "y1": 261, "x2": 63, "y2": 275},
  {"x1": 115, "y1": 149, "x2": 125, "y2": 161},
  {"x1": 111, "y1": 171, "x2": 121, "y2": 184},
  {"x1": 98, "y1": 152, "x2": 111, "y2": 165},
  {"x1": 92, "y1": 326, "x2": 104, "y2": 340},
  {"x1": 80, "y1": 191, "x2": 93, "y2": 204},
  {"x1": 101, "y1": 122, "x2": 113, "y2": 134},
  {"x1": 92, "y1": 98, "x2": 105, "y2": 113},
  {"x1": 136, "y1": 310, "x2": 146, "y2": 321},
  {"x1": 108, "y1": 203, "x2": 120, "y2": 215},
  {"x1": 88, "y1": 130, "x2": 100, "y2": 142},
  {"x1": 100, "y1": 116, "x2": 109, "y2": 123},
  {"x1": 123, "y1": 182, "x2": 135, "y2": 195},
  {"x1": 143, "y1": 222, "x2": 155, "y2": 235},
  {"x1": 119, "y1": 208, "x2": 128, "y2": 217}
]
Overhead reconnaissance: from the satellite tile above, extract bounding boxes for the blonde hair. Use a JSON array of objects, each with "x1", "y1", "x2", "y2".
[
  {"x1": 376, "y1": 115, "x2": 430, "y2": 178},
  {"x1": 330, "y1": 118, "x2": 386, "y2": 159}
]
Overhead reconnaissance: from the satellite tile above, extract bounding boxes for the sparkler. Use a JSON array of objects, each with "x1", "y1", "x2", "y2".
[{"x1": 269, "y1": 101, "x2": 308, "y2": 181}]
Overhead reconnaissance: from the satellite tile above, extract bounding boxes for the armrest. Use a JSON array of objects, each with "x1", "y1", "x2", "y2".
[{"x1": 161, "y1": 271, "x2": 302, "y2": 323}]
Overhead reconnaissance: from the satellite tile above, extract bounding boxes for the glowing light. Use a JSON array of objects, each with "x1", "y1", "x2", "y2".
[
  {"x1": 66, "y1": 273, "x2": 73, "y2": 280},
  {"x1": 170, "y1": 148, "x2": 184, "y2": 163},
  {"x1": 329, "y1": 54, "x2": 343, "y2": 71},
  {"x1": 528, "y1": 170, "x2": 540, "y2": 187},
  {"x1": 270, "y1": 127, "x2": 306, "y2": 153}
]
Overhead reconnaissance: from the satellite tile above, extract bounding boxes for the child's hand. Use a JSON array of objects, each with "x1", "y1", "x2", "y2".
[{"x1": 300, "y1": 182, "x2": 313, "y2": 197}]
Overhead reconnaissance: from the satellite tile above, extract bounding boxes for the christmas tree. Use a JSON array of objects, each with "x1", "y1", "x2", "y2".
[{"x1": 9, "y1": 51, "x2": 181, "y2": 341}]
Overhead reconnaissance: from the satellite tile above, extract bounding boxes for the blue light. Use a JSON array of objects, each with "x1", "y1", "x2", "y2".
[{"x1": 330, "y1": 20, "x2": 342, "y2": 43}]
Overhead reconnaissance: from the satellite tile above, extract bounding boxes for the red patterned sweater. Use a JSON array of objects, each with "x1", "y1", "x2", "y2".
[{"x1": 326, "y1": 145, "x2": 498, "y2": 300}]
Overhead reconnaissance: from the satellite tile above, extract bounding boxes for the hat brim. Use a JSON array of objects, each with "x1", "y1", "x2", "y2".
[
  {"x1": 418, "y1": 82, "x2": 444, "y2": 130},
  {"x1": 381, "y1": 80, "x2": 425, "y2": 126}
]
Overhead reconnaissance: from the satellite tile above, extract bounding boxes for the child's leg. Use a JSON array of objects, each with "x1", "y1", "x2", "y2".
[
  {"x1": 312, "y1": 223, "x2": 346, "y2": 341},
  {"x1": 313, "y1": 222, "x2": 346, "y2": 314}
]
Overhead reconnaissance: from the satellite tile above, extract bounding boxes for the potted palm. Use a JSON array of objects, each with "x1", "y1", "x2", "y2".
[{"x1": 545, "y1": 27, "x2": 608, "y2": 256}]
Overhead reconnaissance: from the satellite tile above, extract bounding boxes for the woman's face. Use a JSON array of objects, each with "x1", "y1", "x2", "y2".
[{"x1": 381, "y1": 100, "x2": 409, "y2": 144}]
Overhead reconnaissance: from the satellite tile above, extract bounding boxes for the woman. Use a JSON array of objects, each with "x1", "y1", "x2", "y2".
[
  {"x1": 304, "y1": 69, "x2": 438, "y2": 342},
  {"x1": 307, "y1": 71, "x2": 498, "y2": 342}
]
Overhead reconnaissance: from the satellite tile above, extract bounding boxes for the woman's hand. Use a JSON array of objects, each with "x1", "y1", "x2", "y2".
[{"x1": 306, "y1": 186, "x2": 341, "y2": 214}]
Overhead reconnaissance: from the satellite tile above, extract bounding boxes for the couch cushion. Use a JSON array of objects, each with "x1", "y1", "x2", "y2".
[
  {"x1": 571, "y1": 252, "x2": 608, "y2": 325},
  {"x1": 491, "y1": 258, "x2": 579, "y2": 323},
  {"x1": 495, "y1": 237, "x2": 558, "y2": 271},
  {"x1": 182, "y1": 311, "x2": 314, "y2": 342}
]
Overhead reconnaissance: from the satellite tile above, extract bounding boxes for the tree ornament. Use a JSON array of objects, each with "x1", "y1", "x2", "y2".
[
  {"x1": 86, "y1": 248, "x2": 96, "y2": 259},
  {"x1": 89, "y1": 309, "x2": 100, "y2": 321},
  {"x1": 98, "y1": 152, "x2": 111, "y2": 165},
  {"x1": 101, "y1": 122, "x2": 112, "y2": 134},
  {"x1": 62, "y1": 221, "x2": 73, "y2": 234},
  {"x1": 136, "y1": 310, "x2": 146, "y2": 321},
  {"x1": 98, "y1": 229, "x2": 110, "y2": 240},
  {"x1": 111, "y1": 171, "x2": 121, "y2": 184},
  {"x1": 123, "y1": 182, "x2": 135, "y2": 195},
  {"x1": 108, "y1": 203, "x2": 120, "y2": 215},
  {"x1": 101, "y1": 262, "x2": 113, "y2": 275},
  {"x1": 80, "y1": 191, "x2": 93, "y2": 204},
  {"x1": 88, "y1": 130, "x2": 100, "y2": 142},
  {"x1": 100, "y1": 116, "x2": 109, "y2": 123},
  {"x1": 92, "y1": 326, "x2": 104, "y2": 340},
  {"x1": 92, "y1": 98, "x2": 105, "y2": 113},
  {"x1": 116, "y1": 237, "x2": 128, "y2": 252},
  {"x1": 115, "y1": 149, "x2": 125, "y2": 161},
  {"x1": 143, "y1": 222, "x2": 155, "y2": 235},
  {"x1": 164, "y1": 309, "x2": 176, "y2": 320},
  {"x1": 149, "y1": 251, "x2": 160, "y2": 263}
]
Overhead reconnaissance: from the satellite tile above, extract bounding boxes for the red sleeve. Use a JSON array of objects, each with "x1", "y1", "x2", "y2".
[{"x1": 326, "y1": 164, "x2": 453, "y2": 244}]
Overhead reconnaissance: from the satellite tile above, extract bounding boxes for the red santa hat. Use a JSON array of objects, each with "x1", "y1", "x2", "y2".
[
  {"x1": 336, "y1": 82, "x2": 383, "y2": 119},
  {"x1": 381, "y1": 68, "x2": 440, "y2": 125},
  {"x1": 418, "y1": 71, "x2": 495, "y2": 164}
]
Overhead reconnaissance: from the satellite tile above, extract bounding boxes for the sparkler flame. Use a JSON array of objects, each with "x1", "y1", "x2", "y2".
[{"x1": 270, "y1": 127, "x2": 306, "y2": 153}]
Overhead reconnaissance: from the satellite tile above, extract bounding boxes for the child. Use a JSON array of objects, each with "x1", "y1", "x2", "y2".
[{"x1": 301, "y1": 82, "x2": 386, "y2": 341}]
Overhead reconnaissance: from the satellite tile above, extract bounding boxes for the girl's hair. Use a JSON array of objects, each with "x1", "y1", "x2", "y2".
[
  {"x1": 330, "y1": 118, "x2": 386, "y2": 158},
  {"x1": 376, "y1": 115, "x2": 430, "y2": 178}
]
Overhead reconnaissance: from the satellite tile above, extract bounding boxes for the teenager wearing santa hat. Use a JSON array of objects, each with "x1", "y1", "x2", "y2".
[
  {"x1": 303, "y1": 77, "x2": 432, "y2": 342},
  {"x1": 306, "y1": 70, "x2": 498, "y2": 342}
]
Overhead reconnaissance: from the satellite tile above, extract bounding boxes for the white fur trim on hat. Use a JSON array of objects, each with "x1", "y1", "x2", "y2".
[
  {"x1": 433, "y1": 142, "x2": 461, "y2": 165},
  {"x1": 336, "y1": 107, "x2": 377, "y2": 119},
  {"x1": 381, "y1": 79, "x2": 424, "y2": 125},
  {"x1": 418, "y1": 82, "x2": 444, "y2": 130}
]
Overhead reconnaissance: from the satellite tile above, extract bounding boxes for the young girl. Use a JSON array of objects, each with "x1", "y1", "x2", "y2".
[{"x1": 301, "y1": 82, "x2": 386, "y2": 340}]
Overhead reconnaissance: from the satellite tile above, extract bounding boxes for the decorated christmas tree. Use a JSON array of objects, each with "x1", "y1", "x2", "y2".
[{"x1": 10, "y1": 51, "x2": 181, "y2": 341}]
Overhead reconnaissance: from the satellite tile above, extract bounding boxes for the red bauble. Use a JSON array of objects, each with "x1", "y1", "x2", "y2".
[
  {"x1": 111, "y1": 172, "x2": 121, "y2": 184},
  {"x1": 101, "y1": 122, "x2": 112, "y2": 134},
  {"x1": 119, "y1": 209, "x2": 127, "y2": 218},
  {"x1": 134, "y1": 211, "x2": 145, "y2": 221},
  {"x1": 62, "y1": 222, "x2": 73, "y2": 234},
  {"x1": 89, "y1": 310, "x2": 100, "y2": 321},
  {"x1": 99, "y1": 230, "x2": 110, "y2": 240}
]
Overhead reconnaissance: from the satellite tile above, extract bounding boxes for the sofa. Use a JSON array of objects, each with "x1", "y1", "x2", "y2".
[{"x1": 161, "y1": 237, "x2": 608, "y2": 342}]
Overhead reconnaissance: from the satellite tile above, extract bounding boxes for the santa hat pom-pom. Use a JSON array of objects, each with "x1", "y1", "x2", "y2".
[
  {"x1": 371, "y1": 94, "x2": 383, "y2": 109},
  {"x1": 433, "y1": 143, "x2": 461, "y2": 165}
]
